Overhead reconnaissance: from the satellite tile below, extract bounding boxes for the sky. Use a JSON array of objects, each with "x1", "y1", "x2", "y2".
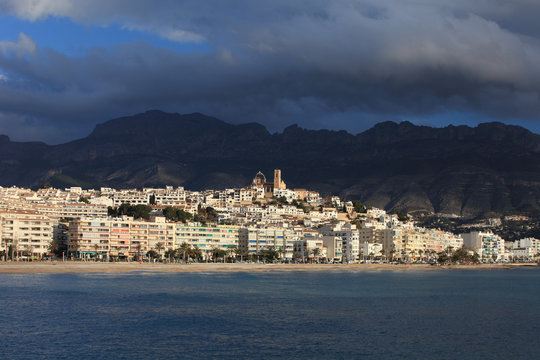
[{"x1": 1, "y1": 0, "x2": 540, "y2": 144}]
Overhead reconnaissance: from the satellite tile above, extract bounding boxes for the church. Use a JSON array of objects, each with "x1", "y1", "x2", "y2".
[{"x1": 252, "y1": 169, "x2": 287, "y2": 198}]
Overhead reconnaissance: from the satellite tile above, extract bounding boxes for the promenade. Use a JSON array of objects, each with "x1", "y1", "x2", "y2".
[{"x1": 0, "y1": 262, "x2": 536, "y2": 274}]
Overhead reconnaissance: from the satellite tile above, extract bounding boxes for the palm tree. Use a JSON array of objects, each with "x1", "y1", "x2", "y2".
[
  {"x1": 277, "y1": 248, "x2": 286, "y2": 262},
  {"x1": 409, "y1": 250, "x2": 416, "y2": 263},
  {"x1": 233, "y1": 246, "x2": 242, "y2": 263},
  {"x1": 164, "y1": 248, "x2": 177, "y2": 263},
  {"x1": 47, "y1": 240, "x2": 58, "y2": 256},
  {"x1": 136, "y1": 244, "x2": 142, "y2": 262},
  {"x1": 71, "y1": 239, "x2": 80, "y2": 261},
  {"x1": 379, "y1": 246, "x2": 385, "y2": 261},
  {"x1": 179, "y1": 242, "x2": 190, "y2": 262},
  {"x1": 311, "y1": 247, "x2": 321, "y2": 263},
  {"x1": 154, "y1": 242, "x2": 164, "y2": 260},
  {"x1": 227, "y1": 246, "x2": 237, "y2": 263},
  {"x1": 93, "y1": 244, "x2": 100, "y2": 261},
  {"x1": 24, "y1": 245, "x2": 33, "y2": 261},
  {"x1": 190, "y1": 246, "x2": 202, "y2": 262}
]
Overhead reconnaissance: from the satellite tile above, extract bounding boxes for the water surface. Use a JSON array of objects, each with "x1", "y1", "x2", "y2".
[{"x1": 1, "y1": 269, "x2": 539, "y2": 359}]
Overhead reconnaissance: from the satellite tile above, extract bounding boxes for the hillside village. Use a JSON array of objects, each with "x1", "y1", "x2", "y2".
[{"x1": 0, "y1": 169, "x2": 538, "y2": 264}]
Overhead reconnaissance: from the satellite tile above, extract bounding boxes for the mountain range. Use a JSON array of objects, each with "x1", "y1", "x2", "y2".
[{"x1": 1, "y1": 110, "x2": 539, "y2": 216}]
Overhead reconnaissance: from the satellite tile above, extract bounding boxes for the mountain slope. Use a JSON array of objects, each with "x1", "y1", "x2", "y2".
[{"x1": 1, "y1": 110, "x2": 539, "y2": 216}]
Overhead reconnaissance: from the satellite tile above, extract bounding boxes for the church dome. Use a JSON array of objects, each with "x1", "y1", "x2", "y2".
[{"x1": 253, "y1": 171, "x2": 266, "y2": 185}]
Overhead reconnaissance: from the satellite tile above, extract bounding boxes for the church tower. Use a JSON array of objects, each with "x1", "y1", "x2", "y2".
[{"x1": 273, "y1": 169, "x2": 286, "y2": 190}]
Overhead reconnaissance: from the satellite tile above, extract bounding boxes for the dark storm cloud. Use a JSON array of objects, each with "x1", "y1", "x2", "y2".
[{"x1": 1, "y1": 0, "x2": 540, "y2": 142}]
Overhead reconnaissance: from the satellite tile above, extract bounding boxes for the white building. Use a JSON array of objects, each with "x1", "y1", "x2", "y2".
[
  {"x1": 509, "y1": 238, "x2": 540, "y2": 261},
  {"x1": 359, "y1": 242, "x2": 383, "y2": 261},
  {"x1": 319, "y1": 222, "x2": 359, "y2": 263},
  {"x1": 462, "y1": 231, "x2": 505, "y2": 261},
  {"x1": 1, "y1": 211, "x2": 54, "y2": 259}
]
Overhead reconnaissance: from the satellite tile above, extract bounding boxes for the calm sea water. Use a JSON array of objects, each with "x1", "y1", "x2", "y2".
[{"x1": 1, "y1": 268, "x2": 539, "y2": 359}]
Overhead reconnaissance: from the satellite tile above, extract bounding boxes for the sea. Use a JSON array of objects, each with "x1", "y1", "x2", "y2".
[{"x1": 1, "y1": 268, "x2": 539, "y2": 359}]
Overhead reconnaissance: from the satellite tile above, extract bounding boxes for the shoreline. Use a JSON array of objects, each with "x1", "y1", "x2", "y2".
[{"x1": 0, "y1": 262, "x2": 537, "y2": 274}]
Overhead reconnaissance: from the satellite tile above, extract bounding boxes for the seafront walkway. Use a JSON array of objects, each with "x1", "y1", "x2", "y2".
[{"x1": 0, "y1": 262, "x2": 536, "y2": 274}]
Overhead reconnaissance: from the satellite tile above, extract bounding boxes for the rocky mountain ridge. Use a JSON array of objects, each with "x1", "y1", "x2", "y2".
[{"x1": 1, "y1": 110, "x2": 539, "y2": 216}]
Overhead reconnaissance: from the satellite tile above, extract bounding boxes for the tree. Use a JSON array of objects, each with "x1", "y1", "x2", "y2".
[
  {"x1": 8, "y1": 244, "x2": 17, "y2": 261},
  {"x1": 163, "y1": 207, "x2": 193, "y2": 223},
  {"x1": 211, "y1": 247, "x2": 227, "y2": 263},
  {"x1": 277, "y1": 248, "x2": 285, "y2": 261},
  {"x1": 164, "y1": 248, "x2": 177, "y2": 262},
  {"x1": 154, "y1": 242, "x2": 164, "y2": 260},
  {"x1": 189, "y1": 246, "x2": 203, "y2": 262},
  {"x1": 130, "y1": 205, "x2": 153, "y2": 220},
  {"x1": 396, "y1": 210, "x2": 409, "y2": 222},
  {"x1": 205, "y1": 207, "x2": 218, "y2": 221},
  {"x1": 71, "y1": 239, "x2": 81, "y2": 260},
  {"x1": 93, "y1": 244, "x2": 100, "y2": 261},
  {"x1": 227, "y1": 246, "x2": 237, "y2": 263},
  {"x1": 233, "y1": 246, "x2": 243, "y2": 262},
  {"x1": 352, "y1": 200, "x2": 367, "y2": 214},
  {"x1": 47, "y1": 240, "x2": 59, "y2": 255},
  {"x1": 107, "y1": 206, "x2": 118, "y2": 217},
  {"x1": 179, "y1": 242, "x2": 191, "y2": 262},
  {"x1": 24, "y1": 245, "x2": 34, "y2": 260},
  {"x1": 451, "y1": 247, "x2": 469, "y2": 264},
  {"x1": 111, "y1": 203, "x2": 153, "y2": 220},
  {"x1": 136, "y1": 244, "x2": 143, "y2": 261},
  {"x1": 437, "y1": 250, "x2": 449, "y2": 265},
  {"x1": 311, "y1": 248, "x2": 321, "y2": 263},
  {"x1": 146, "y1": 249, "x2": 159, "y2": 260},
  {"x1": 262, "y1": 249, "x2": 279, "y2": 262}
]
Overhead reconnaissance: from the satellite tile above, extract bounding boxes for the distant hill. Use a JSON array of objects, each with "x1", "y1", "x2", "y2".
[{"x1": 1, "y1": 110, "x2": 539, "y2": 216}]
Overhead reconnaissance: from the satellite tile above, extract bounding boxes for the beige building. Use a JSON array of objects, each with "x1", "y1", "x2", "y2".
[
  {"x1": 1, "y1": 211, "x2": 54, "y2": 259},
  {"x1": 239, "y1": 226, "x2": 296, "y2": 259},
  {"x1": 68, "y1": 216, "x2": 175, "y2": 259},
  {"x1": 174, "y1": 223, "x2": 240, "y2": 260}
]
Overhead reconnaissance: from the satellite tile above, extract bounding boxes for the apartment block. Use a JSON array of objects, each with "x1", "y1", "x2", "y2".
[{"x1": 0, "y1": 211, "x2": 54, "y2": 258}]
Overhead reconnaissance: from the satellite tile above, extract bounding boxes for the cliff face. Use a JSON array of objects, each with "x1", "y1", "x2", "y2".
[{"x1": 1, "y1": 110, "x2": 540, "y2": 216}]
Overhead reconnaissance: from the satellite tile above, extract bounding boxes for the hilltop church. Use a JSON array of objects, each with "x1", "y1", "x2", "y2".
[{"x1": 252, "y1": 169, "x2": 287, "y2": 198}]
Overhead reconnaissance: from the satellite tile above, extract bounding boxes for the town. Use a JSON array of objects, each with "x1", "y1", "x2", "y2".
[{"x1": 0, "y1": 170, "x2": 538, "y2": 264}]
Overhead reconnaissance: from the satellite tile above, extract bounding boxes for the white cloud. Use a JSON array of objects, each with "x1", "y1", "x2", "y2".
[
  {"x1": 0, "y1": 0, "x2": 72, "y2": 21},
  {"x1": 0, "y1": 33, "x2": 36, "y2": 57},
  {"x1": 160, "y1": 29, "x2": 205, "y2": 43}
]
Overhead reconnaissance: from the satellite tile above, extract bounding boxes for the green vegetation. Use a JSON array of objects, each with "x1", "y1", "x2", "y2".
[
  {"x1": 108, "y1": 204, "x2": 153, "y2": 220},
  {"x1": 163, "y1": 207, "x2": 193, "y2": 222},
  {"x1": 78, "y1": 196, "x2": 90, "y2": 204},
  {"x1": 396, "y1": 210, "x2": 409, "y2": 222},
  {"x1": 352, "y1": 200, "x2": 367, "y2": 213},
  {"x1": 211, "y1": 247, "x2": 228, "y2": 262},
  {"x1": 260, "y1": 248, "x2": 280, "y2": 262},
  {"x1": 437, "y1": 246, "x2": 480, "y2": 265},
  {"x1": 291, "y1": 199, "x2": 310, "y2": 213}
]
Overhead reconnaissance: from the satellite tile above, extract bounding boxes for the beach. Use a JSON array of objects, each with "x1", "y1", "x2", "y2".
[{"x1": 0, "y1": 262, "x2": 536, "y2": 274}]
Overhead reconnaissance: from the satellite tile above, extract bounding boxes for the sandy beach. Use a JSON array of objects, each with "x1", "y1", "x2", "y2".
[{"x1": 0, "y1": 262, "x2": 536, "y2": 274}]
